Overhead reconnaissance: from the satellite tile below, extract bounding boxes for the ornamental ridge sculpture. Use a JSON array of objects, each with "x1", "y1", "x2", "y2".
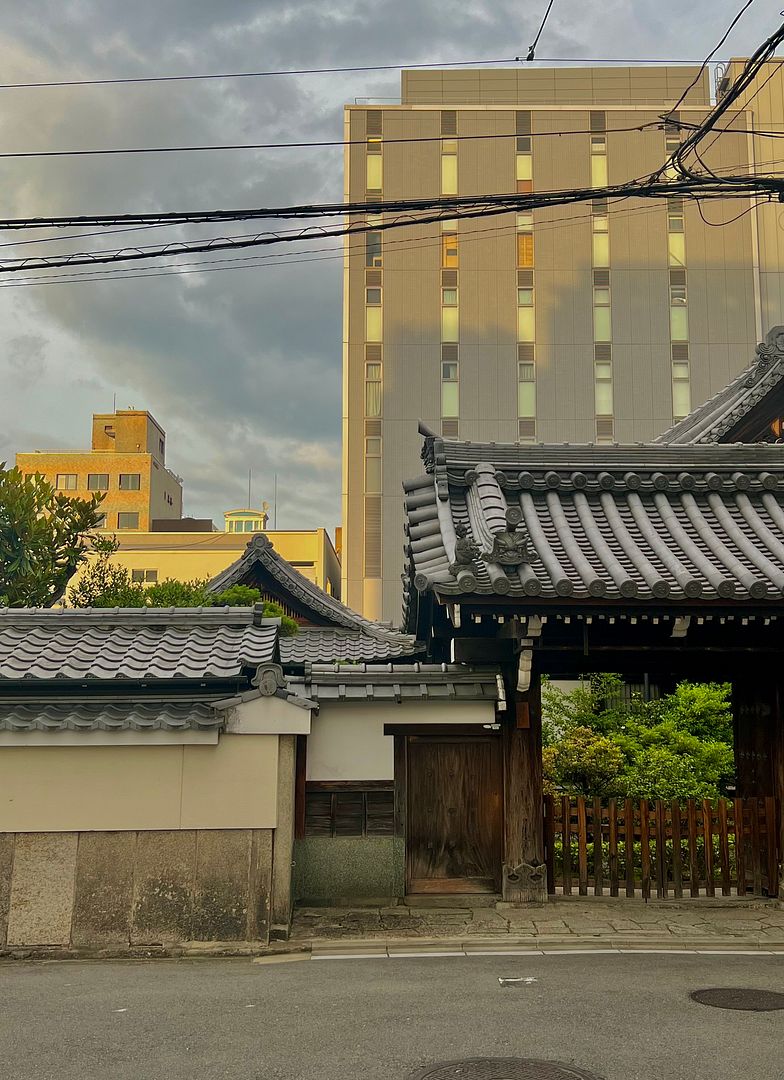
[
  {"x1": 482, "y1": 506, "x2": 533, "y2": 567},
  {"x1": 448, "y1": 524, "x2": 480, "y2": 579}
]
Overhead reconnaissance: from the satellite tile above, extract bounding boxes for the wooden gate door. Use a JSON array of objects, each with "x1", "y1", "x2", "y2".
[{"x1": 406, "y1": 736, "x2": 503, "y2": 894}]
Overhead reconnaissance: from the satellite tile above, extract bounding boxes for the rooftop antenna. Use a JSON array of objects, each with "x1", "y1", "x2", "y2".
[
  {"x1": 112, "y1": 392, "x2": 116, "y2": 412},
  {"x1": 519, "y1": 0, "x2": 557, "y2": 62}
]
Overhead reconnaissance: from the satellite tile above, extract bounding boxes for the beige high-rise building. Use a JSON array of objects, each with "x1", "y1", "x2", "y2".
[{"x1": 342, "y1": 60, "x2": 784, "y2": 623}]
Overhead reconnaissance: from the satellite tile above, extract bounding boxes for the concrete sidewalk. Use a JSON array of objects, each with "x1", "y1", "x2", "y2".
[{"x1": 288, "y1": 897, "x2": 784, "y2": 956}]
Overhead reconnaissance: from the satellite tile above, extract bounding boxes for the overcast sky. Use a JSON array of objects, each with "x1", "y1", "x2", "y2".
[{"x1": 0, "y1": 1, "x2": 777, "y2": 534}]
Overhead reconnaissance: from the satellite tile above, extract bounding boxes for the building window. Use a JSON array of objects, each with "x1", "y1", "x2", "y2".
[
  {"x1": 365, "y1": 362, "x2": 382, "y2": 417},
  {"x1": 95, "y1": 513, "x2": 107, "y2": 528},
  {"x1": 364, "y1": 436, "x2": 382, "y2": 494},
  {"x1": 592, "y1": 214, "x2": 609, "y2": 268},
  {"x1": 442, "y1": 287, "x2": 458, "y2": 306},
  {"x1": 518, "y1": 359, "x2": 536, "y2": 420},
  {"x1": 441, "y1": 305, "x2": 459, "y2": 343},
  {"x1": 516, "y1": 110, "x2": 532, "y2": 152},
  {"x1": 117, "y1": 512, "x2": 139, "y2": 530},
  {"x1": 131, "y1": 569, "x2": 158, "y2": 583},
  {"x1": 594, "y1": 357, "x2": 614, "y2": 416},
  {"x1": 665, "y1": 112, "x2": 680, "y2": 155},
  {"x1": 366, "y1": 124, "x2": 382, "y2": 193},
  {"x1": 87, "y1": 473, "x2": 109, "y2": 491},
  {"x1": 441, "y1": 139, "x2": 457, "y2": 196},
  {"x1": 670, "y1": 283, "x2": 689, "y2": 341},
  {"x1": 365, "y1": 229, "x2": 382, "y2": 268},
  {"x1": 55, "y1": 474, "x2": 78, "y2": 491},
  {"x1": 365, "y1": 305, "x2": 382, "y2": 342},
  {"x1": 119, "y1": 473, "x2": 141, "y2": 491},
  {"x1": 441, "y1": 230, "x2": 458, "y2": 268},
  {"x1": 441, "y1": 360, "x2": 459, "y2": 418},
  {"x1": 672, "y1": 362, "x2": 691, "y2": 418},
  {"x1": 593, "y1": 285, "x2": 612, "y2": 343},
  {"x1": 517, "y1": 212, "x2": 534, "y2": 268},
  {"x1": 516, "y1": 153, "x2": 533, "y2": 194},
  {"x1": 159, "y1": 438, "x2": 165, "y2": 455},
  {"x1": 366, "y1": 287, "x2": 381, "y2": 305}
]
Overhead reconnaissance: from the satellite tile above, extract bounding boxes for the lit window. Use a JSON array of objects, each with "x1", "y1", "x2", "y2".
[
  {"x1": 516, "y1": 154, "x2": 533, "y2": 193},
  {"x1": 441, "y1": 153, "x2": 457, "y2": 196},
  {"x1": 518, "y1": 287, "x2": 534, "y2": 306},
  {"x1": 591, "y1": 154, "x2": 607, "y2": 188},
  {"x1": 366, "y1": 153, "x2": 382, "y2": 191},
  {"x1": 592, "y1": 215, "x2": 609, "y2": 267},
  {"x1": 117, "y1": 512, "x2": 139, "y2": 530},
  {"x1": 590, "y1": 136, "x2": 606, "y2": 154},
  {"x1": 365, "y1": 362, "x2": 382, "y2": 417},
  {"x1": 365, "y1": 436, "x2": 382, "y2": 494},
  {"x1": 517, "y1": 233, "x2": 534, "y2": 268},
  {"x1": 441, "y1": 365, "x2": 459, "y2": 418},
  {"x1": 55, "y1": 474, "x2": 77, "y2": 491},
  {"x1": 119, "y1": 473, "x2": 140, "y2": 491},
  {"x1": 442, "y1": 288, "x2": 458, "y2": 306},
  {"x1": 366, "y1": 306, "x2": 382, "y2": 342},
  {"x1": 668, "y1": 233, "x2": 686, "y2": 267},
  {"x1": 442, "y1": 233, "x2": 458, "y2": 268},
  {"x1": 517, "y1": 307, "x2": 535, "y2": 342},
  {"x1": 441, "y1": 306, "x2": 459, "y2": 342}
]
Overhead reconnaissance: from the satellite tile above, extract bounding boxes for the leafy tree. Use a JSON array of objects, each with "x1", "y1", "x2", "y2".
[
  {"x1": 542, "y1": 675, "x2": 734, "y2": 800},
  {"x1": 542, "y1": 726, "x2": 626, "y2": 797},
  {"x1": 69, "y1": 541, "x2": 298, "y2": 634},
  {"x1": 0, "y1": 463, "x2": 104, "y2": 608}
]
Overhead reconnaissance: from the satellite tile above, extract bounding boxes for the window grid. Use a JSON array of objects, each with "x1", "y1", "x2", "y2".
[
  {"x1": 591, "y1": 137, "x2": 612, "y2": 438},
  {"x1": 667, "y1": 200, "x2": 689, "y2": 417}
]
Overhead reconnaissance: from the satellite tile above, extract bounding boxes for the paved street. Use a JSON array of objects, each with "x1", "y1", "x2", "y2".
[{"x1": 1, "y1": 952, "x2": 782, "y2": 1080}]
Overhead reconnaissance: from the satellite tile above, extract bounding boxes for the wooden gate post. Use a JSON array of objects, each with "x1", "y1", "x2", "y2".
[
  {"x1": 502, "y1": 672, "x2": 546, "y2": 904},
  {"x1": 774, "y1": 683, "x2": 784, "y2": 897}
]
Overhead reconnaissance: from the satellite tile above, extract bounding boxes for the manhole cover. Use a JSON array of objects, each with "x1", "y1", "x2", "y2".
[
  {"x1": 690, "y1": 988, "x2": 784, "y2": 1012},
  {"x1": 410, "y1": 1061, "x2": 603, "y2": 1080}
]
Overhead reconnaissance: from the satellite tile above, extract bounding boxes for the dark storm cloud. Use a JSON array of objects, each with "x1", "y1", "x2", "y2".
[{"x1": 0, "y1": 1, "x2": 777, "y2": 530}]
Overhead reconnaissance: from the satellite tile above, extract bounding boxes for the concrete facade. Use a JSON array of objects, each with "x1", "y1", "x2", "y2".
[{"x1": 342, "y1": 62, "x2": 784, "y2": 622}]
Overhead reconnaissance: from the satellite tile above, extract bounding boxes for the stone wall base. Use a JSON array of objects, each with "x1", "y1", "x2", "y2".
[
  {"x1": 0, "y1": 830, "x2": 274, "y2": 951},
  {"x1": 293, "y1": 836, "x2": 405, "y2": 903}
]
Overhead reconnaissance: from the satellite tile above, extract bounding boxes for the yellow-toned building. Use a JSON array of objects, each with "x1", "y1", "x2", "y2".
[
  {"x1": 16, "y1": 409, "x2": 183, "y2": 532},
  {"x1": 69, "y1": 525, "x2": 342, "y2": 597}
]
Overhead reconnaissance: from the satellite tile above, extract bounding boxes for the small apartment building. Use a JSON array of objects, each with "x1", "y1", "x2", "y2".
[
  {"x1": 342, "y1": 61, "x2": 784, "y2": 623},
  {"x1": 16, "y1": 409, "x2": 183, "y2": 532}
]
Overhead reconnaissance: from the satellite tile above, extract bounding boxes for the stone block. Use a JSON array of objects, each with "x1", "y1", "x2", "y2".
[
  {"x1": 6, "y1": 833, "x2": 77, "y2": 946},
  {"x1": 0, "y1": 834, "x2": 14, "y2": 945},
  {"x1": 131, "y1": 831, "x2": 197, "y2": 944},
  {"x1": 192, "y1": 830, "x2": 252, "y2": 941},
  {"x1": 248, "y1": 829, "x2": 273, "y2": 942},
  {"x1": 72, "y1": 832, "x2": 136, "y2": 946}
]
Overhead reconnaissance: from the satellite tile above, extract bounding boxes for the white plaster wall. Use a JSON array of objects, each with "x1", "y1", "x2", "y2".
[
  {"x1": 0, "y1": 734, "x2": 280, "y2": 832},
  {"x1": 306, "y1": 699, "x2": 496, "y2": 780}
]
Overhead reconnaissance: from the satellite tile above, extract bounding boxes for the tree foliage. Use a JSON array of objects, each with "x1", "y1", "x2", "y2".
[
  {"x1": 69, "y1": 539, "x2": 298, "y2": 634},
  {"x1": 542, "y1": 675, "x2": 734, "y2": 800},
  {"x1": 0, "y1": 463, "x2": 105, "y2": 608}
]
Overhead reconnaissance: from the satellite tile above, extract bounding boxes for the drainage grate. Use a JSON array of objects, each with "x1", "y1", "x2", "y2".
[
  {"x1": 410, "y1": 1061, "x2": 604, "y2": 1080},
  {"x1": 690, "y1": 988, "x2": 784, "y2": 1012}
]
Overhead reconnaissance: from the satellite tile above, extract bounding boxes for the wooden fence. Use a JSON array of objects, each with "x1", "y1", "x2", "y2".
[{"x1": 543, "y1": 796, "x2": 780, "y2": 899}]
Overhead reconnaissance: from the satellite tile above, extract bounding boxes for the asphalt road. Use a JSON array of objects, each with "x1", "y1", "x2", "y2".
[{"x1": 1, "y1": 953, "x2": 783, "y2": 1080}]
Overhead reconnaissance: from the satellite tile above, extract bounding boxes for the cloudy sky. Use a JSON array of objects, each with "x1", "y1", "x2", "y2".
[{"x1": 0, "y1": 1, "x2": 777, "y2": 534}]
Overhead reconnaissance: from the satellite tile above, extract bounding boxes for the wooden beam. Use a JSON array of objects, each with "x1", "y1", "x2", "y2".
[
  {"x1": 294, "y1": 734, "x2": 307, "y2": 840},
  {"x1": 453, "y1": 637, "x2": 517, "y2": 663},
  {"x1": 502, "y1": 673, "x2": 546, "y2": 904}
]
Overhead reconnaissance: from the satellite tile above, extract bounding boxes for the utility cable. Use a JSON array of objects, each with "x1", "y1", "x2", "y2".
[{"x1": 524, "y1": 0, "x2": 557, "y2": 62}]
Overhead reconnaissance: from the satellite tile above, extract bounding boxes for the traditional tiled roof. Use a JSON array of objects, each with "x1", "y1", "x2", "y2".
[
  {"x1": 208, "y1": 534, "x2": 419, "y2": 648},
  {"x1": 403, "y1": 429, "x2": 784, "y2": 627},
  {"x1": 657, "y1": 326, "x2": 784, "y2": 445},
  {"x1": 279, "y1": 626, "x2": 422, "y2": 665},
  {"x1": 0, "y1": 606, "x2": 278, "y2": 680},
  {"x1": 286, "y1": 662, "x2": 503, "y2": 703},
  {"x1": 0, "y1": 700, "x2": 223, "y2": 731}
]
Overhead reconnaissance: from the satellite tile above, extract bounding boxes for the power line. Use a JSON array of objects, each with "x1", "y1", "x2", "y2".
[
  {"x1": 0, "y1": 121, "x2": 661, "y2": 160},
  {"x1": 664, "y1": 0, "x2": 758, "y2": 120},
  {"x1": 0, "y1": 56, "x2": 765, "y2": 92},
  {"x1": 524, "y1": 0, "x2": 557, "y2": 62}
]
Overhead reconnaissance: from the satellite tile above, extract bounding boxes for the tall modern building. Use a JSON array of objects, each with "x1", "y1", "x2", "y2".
[{"x1": 342, "y1": 60, "x2": 784, "y2": 623}]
